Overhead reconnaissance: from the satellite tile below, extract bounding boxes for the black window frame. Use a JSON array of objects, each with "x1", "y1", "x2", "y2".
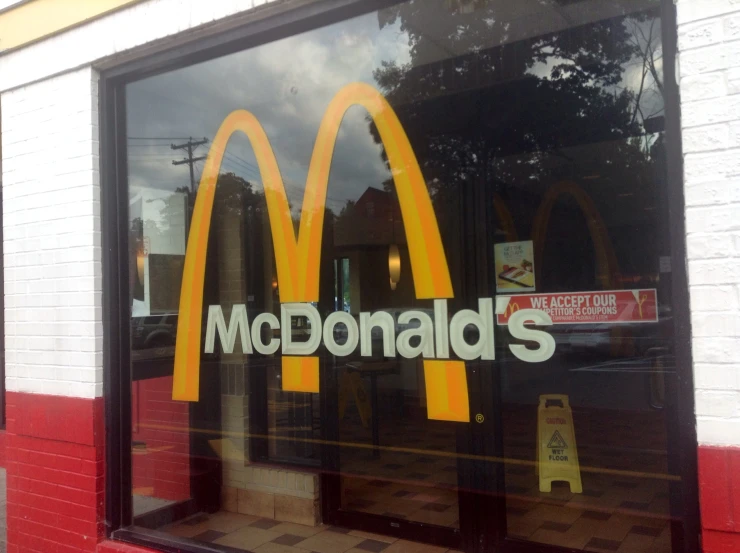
[{"x1": 100, "y1": 1, "x2": 700, "y2": 552}]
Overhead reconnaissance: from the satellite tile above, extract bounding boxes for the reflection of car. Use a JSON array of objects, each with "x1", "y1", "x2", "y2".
[
  {"x1": 547, "y1": 305, "x2": 672, "y2": 356},
  {"x1": 131, "y1": 314, "x2": 178, "y2": 350}
]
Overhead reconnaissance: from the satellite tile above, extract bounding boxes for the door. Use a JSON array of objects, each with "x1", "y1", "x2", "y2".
[
  {"x1": 323, "y1": 2, "x2": 692, "y2": 550},
  {"x1": 321, "y1": 183, "x2": 482, "y2": 550}
]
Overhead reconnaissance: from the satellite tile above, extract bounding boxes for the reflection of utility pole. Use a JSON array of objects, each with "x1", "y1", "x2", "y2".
[{"x1": 171, "y1": 137, "x2": 208, "y2": 194}]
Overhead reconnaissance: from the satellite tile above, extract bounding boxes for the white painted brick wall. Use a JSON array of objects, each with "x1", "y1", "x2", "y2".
[
  {"x1": 1, "y1": 67, "x2": 102, "y2": 398},
  {"x1": 678, "y1": 0, "x2": 740, "y2": 446},
  {"x1": 0, "y1": 0, "x2": 284, "y2": 93},
  {"x1": 0, "y1": 0, "x2": 289, "y2": 399}
]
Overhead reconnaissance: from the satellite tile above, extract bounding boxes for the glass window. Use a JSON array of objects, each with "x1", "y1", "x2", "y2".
[{"x1": 122, "y1": 1, "x2": 688, "y2": 552}]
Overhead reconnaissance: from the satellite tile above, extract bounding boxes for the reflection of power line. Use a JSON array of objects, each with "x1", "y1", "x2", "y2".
[
  {"x1": 130, "y1": 138, "x2": 348, "y2": 210},
  {"x1": 171, "y1": 137, "x2": 209, "y2": 194},
  {"x1": 128, "y1": 136, "x2": 191, "y2": 141}
]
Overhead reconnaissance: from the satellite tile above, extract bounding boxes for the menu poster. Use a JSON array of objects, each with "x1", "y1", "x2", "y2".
[{"x1": 495, "y1": 240, "x2": 536, "y2": 293}]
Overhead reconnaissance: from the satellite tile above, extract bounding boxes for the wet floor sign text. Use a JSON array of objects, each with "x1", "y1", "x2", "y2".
[{"x1": 536, "y1": 394, "x2": 582, "y2": 493}]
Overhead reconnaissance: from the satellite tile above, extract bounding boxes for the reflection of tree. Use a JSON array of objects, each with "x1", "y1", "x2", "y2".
[
  {"x1": 372, "y1": 2, "x2": 661, "y2": 185},
  {"x1": 624, "y1": 15, "x2": 664, "y2": 152},
  {"x1": 367, "y1": 1, "x2": 665, "y2": 289}
]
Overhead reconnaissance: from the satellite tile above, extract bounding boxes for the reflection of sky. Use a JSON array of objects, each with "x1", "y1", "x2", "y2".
[
  {"x1": 127, "y1": 12, "x2": 412, "y2": 215},
  {"x1": 527, "y1": 15, "x2": 664, "y2": 127},
  {"x1": 126, "y1": 0, "x2": 664, "y2": 220}
]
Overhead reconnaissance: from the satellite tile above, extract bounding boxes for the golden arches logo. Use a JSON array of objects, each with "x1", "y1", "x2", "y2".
[
  {"x1": 504, "y1": 302, "x2": 521, "y2": 319},
  {"x1": 171, "y1": 82, "x2": 470, "y2": 423}
]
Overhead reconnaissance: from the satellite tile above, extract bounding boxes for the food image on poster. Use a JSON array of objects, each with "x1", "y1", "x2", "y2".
[{"x1": 495, "y1": 240, "x2": 536, "y2": 292}]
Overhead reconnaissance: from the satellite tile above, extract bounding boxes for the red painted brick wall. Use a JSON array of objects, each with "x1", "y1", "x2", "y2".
[
  {"x1": 0, "y1": 430, "x2": 7, "y2": 468},
  {"x1": 5, "y1": 391, "x2": 105, "y2": 553},
  {"x1": 699, "y1": 446, "x2": 740, "y2": 553},
  {"x1": 131, "y1": 376, "x2": 190, "y2": 502}
]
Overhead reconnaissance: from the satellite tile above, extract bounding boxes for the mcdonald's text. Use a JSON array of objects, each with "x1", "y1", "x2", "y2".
[{"x1": 205, "y1": 298, "x2": 557, "y2": 364}]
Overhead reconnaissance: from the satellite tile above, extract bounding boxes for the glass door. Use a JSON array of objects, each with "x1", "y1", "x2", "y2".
[
  {"x1": 321, "y1": 171, "x2": 478, "y2": 550},
  {"x1": 474, "y1": 6, "x2": 689, "y2": 548},
  {"x1": 321, "y1": 3, "x2": 691, "y2": 552}
]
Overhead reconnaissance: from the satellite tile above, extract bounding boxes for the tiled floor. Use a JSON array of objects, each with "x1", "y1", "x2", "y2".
[
  {"x1": 340, "y1": 450, "x2": 460, "y2": 529},
  {"x1": 164, "y1": 512, "x2": 459, "y2": 553},
  {"x1": 155, "y1": 375, "x2": 677, "y2": 553},
  {"x1": 133, "y1": 493, "x2": 176, "y2": 516},
  {"x1": 329, "y1": 399, "x2": 674, "y2": 553},
  {"x1": 500, "y1": 405, "x2": 673, "y2": 553},
  {"x1": 338, "y1": 390, "x2": 460, "y2": 530}
]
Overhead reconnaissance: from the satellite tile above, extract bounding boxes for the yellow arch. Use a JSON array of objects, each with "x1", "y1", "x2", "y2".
[
  {"x1": 531, "y1": 182, "x2": 631, "y2": 356},
  {"x1": 171, "y1": 83, "x2": 468, "y2": 422},
  {"x1": 493, "y1": 193, "x2": 518, "y2": 242},
  {"x1": 531, "y1": 181, "x2": 621, "y2": 290}
]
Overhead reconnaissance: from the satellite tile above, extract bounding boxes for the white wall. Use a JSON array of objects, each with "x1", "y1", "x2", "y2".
[
  {"x1": 0, "y1": 0, "x2": 284, "y2": 398},
  {"x1": 678, "y1": 0, "x2": 740, "y2": 446},
  {"x1": 0, "y1": 67, "x2": 102, "y2": 397}
]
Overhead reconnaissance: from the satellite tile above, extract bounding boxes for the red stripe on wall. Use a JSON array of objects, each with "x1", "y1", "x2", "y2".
[
  {"x1": 5, "y1": 392, "x2": 105, "y2": 553},
  {"x1": 0, "y1": 430, "x2": 7, "y2": 468},
  {"x1": 699, "y1": 445, "x2": 740, "y2": 553}
]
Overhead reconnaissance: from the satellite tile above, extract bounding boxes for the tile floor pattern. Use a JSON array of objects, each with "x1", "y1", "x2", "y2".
[
  {"x1": 333, "y1": 401, "x2": 674, "y2": 553},
  {"x1": 338, "y1": 393, "x2": 460, "y2": 530},
  {"x1": 165, "y1": 512, "x2": 460, "y2": 553},
  {"x1": 501, "y1": 405, "x2": 673, "y2": 553}
]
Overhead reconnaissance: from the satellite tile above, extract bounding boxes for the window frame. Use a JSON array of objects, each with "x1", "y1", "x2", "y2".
[{"x1": 100, "y1": 1, "x2": 700, "y2": 552}]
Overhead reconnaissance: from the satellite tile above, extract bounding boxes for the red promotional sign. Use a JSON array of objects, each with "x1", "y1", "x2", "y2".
[{"x1": 496, "y1": 289, "x2": 658, "y2": 325}]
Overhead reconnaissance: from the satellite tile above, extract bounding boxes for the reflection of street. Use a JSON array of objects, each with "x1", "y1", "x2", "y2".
[
  {"x1": 567, "y1": 354, "x2": 674, "y2": 374},
  {"x1": 500, "y1": 349, "x2": 674, "y2": 413}
]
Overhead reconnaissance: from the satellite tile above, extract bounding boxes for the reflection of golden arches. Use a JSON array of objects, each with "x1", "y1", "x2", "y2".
[
  {"x1": 637, "y1": 294, "x2": 648, "y2": 320},
  {"x1": 531, "y1": 181, "x2": 631, "y2": 355},
  {"x1": 531, "y1": 181, "x2": 621, "y2": 289},
  {"x1": 493, "y1": 193, "x2": 518, "y2": 242},
  {"x1": 172, "y1": 82, "x2": 469, "y2": 422},
  {"x1": 504, "y1": 302, "x2": 521, "y2": 318}
]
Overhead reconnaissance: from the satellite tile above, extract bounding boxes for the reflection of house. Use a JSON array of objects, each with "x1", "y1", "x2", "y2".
[
  {"x1": 334, "y1": 187, "x2": 405, "y2": 248},
  {"x1": 333, "y1": 187, "x2": 413, "y2": 314},
  {"x1": 130, "y1": 188, "x2": 188, "y2": 316}
]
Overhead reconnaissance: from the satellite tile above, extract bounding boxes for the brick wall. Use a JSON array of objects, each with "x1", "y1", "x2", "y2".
[
  {"x1": 1, "y1": 67, "x2": 102, "y2": 398},
  {"x1": 131, "y1": 376, "x2": 190, "y2": 502},
  {"x1": 5, "y1": 392, "x2": 104, "y2": 553},
  {"x1": 677, "y1": 1, "x2": 740, "y2": 551}
]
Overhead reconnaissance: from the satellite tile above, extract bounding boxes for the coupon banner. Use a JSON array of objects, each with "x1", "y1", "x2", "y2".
[{"x1": 496, "y1": 289, "x2": 658, "y2": 325}]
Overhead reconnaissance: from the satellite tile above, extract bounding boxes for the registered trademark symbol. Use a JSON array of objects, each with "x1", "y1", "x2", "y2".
[{"x1": 475, "y1": 414, "x2": 484, "y2": 423}]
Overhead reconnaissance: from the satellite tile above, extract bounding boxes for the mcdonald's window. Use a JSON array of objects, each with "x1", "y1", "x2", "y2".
[{"x1": 121, "y1": 1, "x2": 689, "y2": 552}]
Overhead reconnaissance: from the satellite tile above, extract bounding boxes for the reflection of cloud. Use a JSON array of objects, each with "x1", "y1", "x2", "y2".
[
  {"x1": 126, "y1": 12, "x2": 413, "y2": 214},
  {"x1": 525, "y1": 15, "x2": 664, "y2": 127}
]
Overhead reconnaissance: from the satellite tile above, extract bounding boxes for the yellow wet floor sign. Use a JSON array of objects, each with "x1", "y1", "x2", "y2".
[{"x1": 536, "y1": 394, "x2": 582, "y2": 493}]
